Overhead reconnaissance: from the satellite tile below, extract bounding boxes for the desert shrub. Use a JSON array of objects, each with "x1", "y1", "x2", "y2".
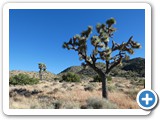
[
  {"x1": 62, "y1": 83, "x2": 68, "y2": 88},
  {"x1": 63, "y1": 102, "x2": 80, "y2": 109},
  {"x1": 110, "y1": 68, "x2": 119, "y2": 76},
  {"x1": 80, "y1": 105, "x2": 88, "y2": 109},
  {"x1": 124, "y1": 71, "x2": 138, "y2": 79},
  {"x1": 38, "y1": 95, "x2": 50, "y2": 100},
  {"x1": 115, "y1": 83, "x2": 125, "y2": 88},
  {"x1": 47, "y1": 91, "x2": 54, "y2": 95},
  {"x1": 138, "y1": 78, "x2": 145, "y2": 86},
  {"x1": 10, "y1": 88, "x2": 31, "y2": 97},
  {"x1": 84, "y1": 84, "x2": 94, "y2": 91},
  {"x1": 9, "y1": 73, "x2": 39, "y2": 85},
  {"x1": 43, "y1": 85, "x2": 49, "y2": 88},
  {"x1": 54, "y1": 77, "x2": 60, "y2": 81},
  {"x1": 62, "y1": 72, "x2": 80, "y2": 82},
  {"x1": 86, "y1": 97, "x2": 118, "y2": 109},
  {"x1": 93, "y1": 75, "x2": 101, "y2": 82},
  {"x1": 52, "y1": 100, "x2": 63, "y2": 109},
  {"x1": 52, "y1": 82, "x2": 58, "y2": 86},
  {"x1": 53, "y1": 88, "x2": 59, "y2": 93},
  {"x1": 93, "y1": 75, "x2": 112, "y2": 82},
  {"x1": 31, "y1": 89, "x2": 42, "y2": 95},
  {"x1": 107, "y1": 76, "x2": 112, "y2": 81},
  {"x1": 66, "y1": 87, "x2": 72, "y2": 91},
  {"x1": 108, "y1": 84, "x2": 116, "y2": 92}
]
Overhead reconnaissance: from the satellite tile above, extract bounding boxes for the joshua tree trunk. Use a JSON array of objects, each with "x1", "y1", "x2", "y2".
[
  {"x1": 87, "y1": 62, "x2": 108, "y2": 99},
  {"x1": 39, "y1": 70, "x2": 42, "y2": 80},
  {"x1": 100, "y1": 73, "x2": 108, "y2": 99}
]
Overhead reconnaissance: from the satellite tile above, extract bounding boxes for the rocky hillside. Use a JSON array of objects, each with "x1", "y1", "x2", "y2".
[
  {"x1": 59, "y1": 57, "x2": 145, "y2": 78},
  {"x1": 122, "y1": 57, "x2": 145, "y2": 77}
]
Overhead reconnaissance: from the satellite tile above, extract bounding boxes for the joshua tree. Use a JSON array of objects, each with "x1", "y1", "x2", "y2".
[
  {"x1": 38, "y1": 63, "x2": 47, "y2": 80},
  {"x1": 63, "y1": 18, "x2": 141, "y2": 99}
]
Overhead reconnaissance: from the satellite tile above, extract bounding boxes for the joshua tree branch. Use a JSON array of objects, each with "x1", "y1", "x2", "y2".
[
  {"x1": 108, "y1": 53, "x2": 123, "y2": 73},
  {"x1": 78, "y1": 51, "x2": 103, "y2": 75},
  {"x1": 105, "y1": 61, "x2": 109, "y2": 74}
]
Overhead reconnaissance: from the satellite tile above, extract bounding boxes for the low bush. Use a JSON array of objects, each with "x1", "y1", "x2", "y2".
[
  {"x1": 84, "y1": 84, "x2": 94, "y2": 91},
  {"x1": 54, "y1": 77, "x2": 60, "y2": 81},
  {"x1": 93, "y1": 75, "x2": 101, "y2": 82},
  {"x1": 52, "y1": 100, "x2": 63, "y2": 109},
  {"x1": 108, "y1": 84, "x2": 116, "y2": 92},
  {"x1": 124, "y1": 71, "x2": 138, "y2": 79},
  {"x1": 138, "y1": 78, "x2": 145, "y2": 86},
  {"x1": 9, "y1": 73, "x2": 39, "y2": 85},
  {"x1": 93, "y1": 75, "x2": 112, "y2": 82},
  {"x1": 86, "y1": 97, "x2": 118, "y2": 109},
  {"x1": 63, "y1": 102, "x2": 80, "y2": 109},
  {"x1": 62, "y1": 72, "x2": 80, "y2": 82},
  {"x1": 107, "y1": 76, "x2": 112, "y2": 81}
]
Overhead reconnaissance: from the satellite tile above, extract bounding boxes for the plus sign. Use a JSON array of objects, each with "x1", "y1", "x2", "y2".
[{"x1": 142, "y1": 93, "x2": 153, "y2": 105}]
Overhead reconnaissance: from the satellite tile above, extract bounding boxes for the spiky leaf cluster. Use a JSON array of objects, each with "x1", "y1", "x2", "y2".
[
  {"x1": 38, "y1": 63, "x2": 47, "y2": 71},
  {"x1": 63, "y1": 26, "x2": 92, "y2": 61}
]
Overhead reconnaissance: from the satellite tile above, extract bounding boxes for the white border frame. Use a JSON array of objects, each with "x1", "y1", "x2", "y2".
[{"x1": 3, "y1": 3, "x2": 151, "y2": 115}]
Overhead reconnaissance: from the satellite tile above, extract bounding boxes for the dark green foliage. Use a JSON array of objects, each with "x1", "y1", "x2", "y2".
[
  {"x1": 138, "y1": 78, "x2": 145, "y2": 86},
  {"x1": 9, "y1": 73, "x2": 39, "y2": 85},
  {"x1": 107, "y1": 76, "x2": 112, "y2": 81},
  {"x1": 38, "y1": 63, "x2": 46, "y2": 71},
  {"x1": 93, "y1": 75, "x2": 101, "y2": 82},
  {"x1": 93, "y1": 75, "x2": 112, "y2": 82},
  {"x1": 124, "y1": 71, "x2": 139, "y2": 78},
  {"x1": 9, "y1": 88, "x2": 42, "y2": 97},
  {"x1": 53, "y1": 100, "x2": 62, "y2": 109},
  {"x1": 106, "y1": 18, "x2": 116, "y2": 27},
  {"x1": 54, "y1": 77, "x2": 60, "y2": 81},
  {"x1": 62, "y1": 72, "x2": 80, "y2": 82}
]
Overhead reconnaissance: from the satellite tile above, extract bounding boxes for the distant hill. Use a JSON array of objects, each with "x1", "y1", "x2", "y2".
[
  {"x1": 59, "y1": 57, "x2": 145, "y2": 78},
  {"x1": 10, "y1": 58, "x2": 145, "y2": 80},
  {"x1": 121, "y1": 57, "x2": 145, "y2": 77},
  {"x1": 9, "y1": 70, "x2": 58, "y2": 80}
]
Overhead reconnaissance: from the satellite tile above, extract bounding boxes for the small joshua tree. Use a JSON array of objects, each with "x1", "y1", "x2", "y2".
[
  {"x1": 63, "y1": 18, "x2": 141, "y2": 99},
  {"x1": 38, "y1": 63, "x2": 47, "y2": 80}
]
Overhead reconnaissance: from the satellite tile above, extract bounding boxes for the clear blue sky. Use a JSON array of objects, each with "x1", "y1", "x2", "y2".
[{"x1": 9, "y1": 9, "x2": 145, "y2": 74}]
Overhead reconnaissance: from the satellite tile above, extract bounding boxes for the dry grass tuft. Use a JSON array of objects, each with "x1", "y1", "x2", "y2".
[{"x1": 109, "y1": 92, "x2": 139, "y2": 109}]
